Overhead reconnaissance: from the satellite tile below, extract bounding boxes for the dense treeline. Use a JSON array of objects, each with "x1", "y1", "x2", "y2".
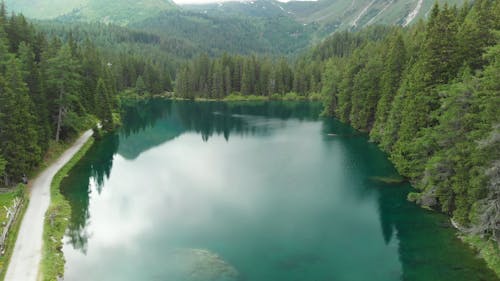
[
  {"x1": 319, "y1": 0, "x2": 500, "y2": 240},
  {"x1": 0, "y1": 5, "x2": 172, "y2": 186},
  {"x1": 38, "y1": 20, "x2": 195, "y2": 65},
  {"x1": 175, "y1": 53, "x2": 322, "y2": 99},
  {"x1": 37, "y1": 22, "x2": 175, "y2": 94},
  {"x1": 173, "y1": 25, "x2": 394, "y2": 100}
]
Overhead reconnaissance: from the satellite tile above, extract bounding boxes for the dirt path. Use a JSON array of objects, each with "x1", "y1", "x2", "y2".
[{"x1": 4, "y1": 130, "x2": 93, "y2": 281}]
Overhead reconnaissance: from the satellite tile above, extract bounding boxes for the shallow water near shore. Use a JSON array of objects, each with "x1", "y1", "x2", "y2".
[{"x1": 60, "y1": 100, "x2": 498, "y2": 281}]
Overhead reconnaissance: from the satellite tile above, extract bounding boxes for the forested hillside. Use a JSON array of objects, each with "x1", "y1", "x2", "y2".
[
  {"x1": 130, "y1": 10, "x2": 315, "y2": 55},
  {"x1": 316, "y1": 0, "x2": 500, "y2": 242},
  {"x1": 318, "y1": 0, "x2": 499, "y2": 237},
  {"x1": 0, "y1": 7, "x2": 172, "y2": 186},
  {"x1": 179, "y1": 0, "x2": 500, "y2": 245}
]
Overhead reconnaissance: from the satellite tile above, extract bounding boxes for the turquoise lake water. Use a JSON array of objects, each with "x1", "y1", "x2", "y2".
[{"x1": 60, "y1": 100, "x2": 498, "y2": 281}]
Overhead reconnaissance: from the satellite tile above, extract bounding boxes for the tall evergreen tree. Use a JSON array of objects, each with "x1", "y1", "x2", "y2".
[
  {"x1": 223, "y1": 66, "x2": 231, "y2": 96},
  {"x1": 46, "y1": 44, "x2": 82, "y2": 142},
  {"x1": 458, "y1": 0, "x2": 495, "y2": 70},
  {"x1": 135, "y1": 75, "x2": 147, "y2": 96},
  {"x1": 0, "y1": 154, "x2": 5, "y2": 180},
  {"x1": 95, "y1": 78, "x2": 114, "y2": 131},
  {"x1": 18, "y1": 42, "x2": 51, "y2": 152},
  {"x1": 0, "y1": 57, "x2": 40, "y2": 185},
  {"x1": 371, "y1": 33, "x2": 406, "y2": 142},
  {"x1": 241, "y1": 59, "x2": 254, "y2": 95}
]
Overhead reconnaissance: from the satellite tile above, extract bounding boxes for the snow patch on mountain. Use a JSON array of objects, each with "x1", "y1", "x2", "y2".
[
  {"x1": 351, "y1": 0, "x2": 376, "y2": 27},
  {"x1": 403, "y1": 0, "x2": 423, "y2": 27},
  {"x1": 365, "y1": 0, "x2": 393, "y2": 26}
]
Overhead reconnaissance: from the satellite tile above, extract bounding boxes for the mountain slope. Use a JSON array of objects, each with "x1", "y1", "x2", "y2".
[
  {"x1": 182, "y1": 0, "x2": 465, "y2": 35},
  {"x1": 4, "y1": 0, "x2": 85, "y2": 19},
  {"x1": 60, "y1": 0, "x2": 178, "y2": 25},
  {"x1": 130, "y1": 10, "x2": 316, "y2": 55},
  {"x1": 5, "y1": 0, "x2": 177, "y2": 25},
  {"x1": 183, "y1": 0, "x2": 290, "y2": 18},
  {"x1": 284, "y1": 0, "x2": 464, "y2": 27}
]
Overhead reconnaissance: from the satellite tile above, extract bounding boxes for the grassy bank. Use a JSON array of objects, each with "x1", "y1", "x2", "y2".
[
  {"x1": 462, "y1": 235, "x2": 500, "y2": 277},
  {"x1": 0, "y1": 185, "x2": 28, "y2": 280},
  {"x1": 119, "y1": 89, "x2": 323, "y2": 103},
  {"x1": 40, "y1": 137, "x2": 94, "y2": 281}
]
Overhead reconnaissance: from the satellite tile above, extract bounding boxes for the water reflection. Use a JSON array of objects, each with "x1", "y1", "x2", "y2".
[
  {"x1": 62, "y1": 100, "x2": 323, "y2": 253},
  {"x1": 61, "y1": 134, "x2": 119, "y2": 253},
  {"x1": 118, "y1": 100, "x2": 323, "y2": 159},
  {"x1": 60, "y1": 100, "x2": 498, "y2": 281}
]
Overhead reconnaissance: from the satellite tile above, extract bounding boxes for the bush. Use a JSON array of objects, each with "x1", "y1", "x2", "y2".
[
  {"x1": 308, "y1": 92, "x2": 323, "y2": 101},
  {"x1": 282, "y1": 92, "x2": 305, "y2": 101},
  {"x1": 269, "y1": 93, "x2": 282, "y2": 100}
]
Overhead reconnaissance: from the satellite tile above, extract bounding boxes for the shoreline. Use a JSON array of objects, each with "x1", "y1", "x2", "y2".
[
  {"x1": 40, "y1": 134, "x2": 94, "y2": 281},
  {"x1": 4, "y1": 130, "x2": 93, "y2": 281}
]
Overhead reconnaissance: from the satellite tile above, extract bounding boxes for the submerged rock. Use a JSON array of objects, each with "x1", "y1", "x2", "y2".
[
  {"x1": 369, "y1": 176, "x2": 406, "y2": 185},
  {"x1": 169, "y1": 248, "x2": 240, "y2": 281}
]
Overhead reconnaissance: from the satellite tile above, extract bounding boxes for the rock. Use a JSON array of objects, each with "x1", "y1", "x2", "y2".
[
  {"x1": 419, "y1": 188, "x2": 438, "y2": 208},
  {"x1": 369, "y1": 176, "x2": 406, "y2": 185},
  {"x1": 169, "y1": 248, "x2": 240, "y2": 281}
]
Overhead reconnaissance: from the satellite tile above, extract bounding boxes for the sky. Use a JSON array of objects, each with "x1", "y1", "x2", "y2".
[{"x1": 172, "y1": 0, "x2": 318, "y2": 5}]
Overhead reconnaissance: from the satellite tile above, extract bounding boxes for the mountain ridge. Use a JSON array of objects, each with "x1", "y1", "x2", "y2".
[
  {"x1": 4, "y1": 0, "x2": 465, "y2": 55},
  {"x1": 182, "y1": 0, "x2": 464, "y2": 34}
]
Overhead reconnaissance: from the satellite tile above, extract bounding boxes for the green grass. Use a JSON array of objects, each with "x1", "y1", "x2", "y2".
[
  {"x1": 462, "y1": 235, "x2": 500, "y2": 278},
  {"x1": 40, "y1": 137, "x2": 94, "y2": 281},
  {"x1": 223, "y1": 93, "x2": 269, "y2": 102},
  {"x1": 222, "y1": 92, "x2": 318, "y2": 102},
  {"x1": 0, "y1": 185, "x2": 28, "y2": 281}
]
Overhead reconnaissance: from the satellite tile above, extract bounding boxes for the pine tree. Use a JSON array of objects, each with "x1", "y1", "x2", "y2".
[
  {"x1": 175, "y1": 65, "x2": 193, "y2": 99},
  {"x1": 223, "y1": 66, "x2": 231, "y2": 96},
  {"x1": 424, "y1": 3, "x2": 460, "y2": 86},
  {"x1": 0, "y1": 57, "x2": 40, "y2": 185},
  {"x1": 232, "y1": 57, "x2": 242, "y2": 92},
  {"x1": 336, "y1": 52, "x2": 362, "y2": 123},
  {"x1": 350, "y1": 45, "x2": 383, "y2": 131},
  {"x1": 389, "y1": 3, "x2": 461, "y2": 175},
  {"x1": 163, "y1": 71, "x2": 173, "y2": 92},
  {"x1": 0, "y1": 154, "x2": 5, "y2": 182},
  {"x1": 18, "y1": 42, "x2": 51, "y2": 152},
  {"x1": 46, "y1": 44, "x2": 82, "y2": 142},
  {"x1": 95, "y1": 78, "x2": 114, "y2": 131},
  {"x1": 80, "y1": 39, "x2": 101, "y2": 112},
  {"x1": 321, "y1": 58, "x2": 345, "y2": 115},
  {"x1": 458, "y1": 0, "x2": 495, "y2": 70},
  {"x1": 135, "y1": 75, "x2": 146, "y2": 96},
  {"x1": 371, "y1": 33, "x2": 406, "y2": 141},
  {"x1": 211, "y1": 61, "x2": 223, "y2": 99},
  {"x1": 241, "y1": 59, "x2": 253, "y2": 95}
]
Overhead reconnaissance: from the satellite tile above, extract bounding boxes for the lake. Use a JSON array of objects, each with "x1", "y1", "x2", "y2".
[{"x1": 60, "y1": 100, "x2": 498, "y2": 281}]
